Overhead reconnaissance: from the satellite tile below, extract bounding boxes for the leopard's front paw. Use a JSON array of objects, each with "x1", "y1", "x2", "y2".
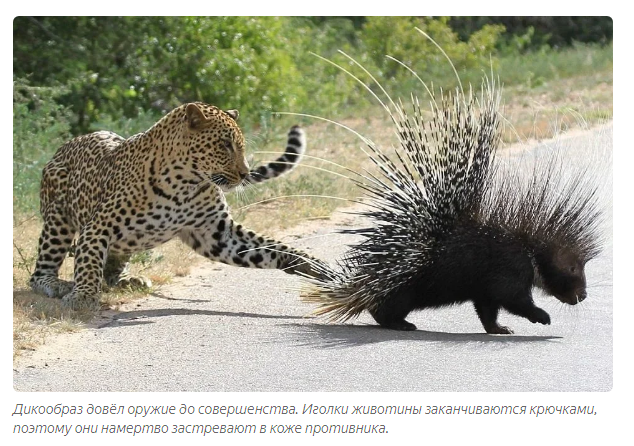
[
  {"x1": 62, "y1": 290, "x2": 100, "y2": 311},
  {"x1": 285, "y1": 257, "x2": 333, "y2": 280}
]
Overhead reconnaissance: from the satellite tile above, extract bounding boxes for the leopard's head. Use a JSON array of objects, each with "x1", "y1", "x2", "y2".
[{"x1": 182, "y1": 102, "x2": 249, "y2": 191}]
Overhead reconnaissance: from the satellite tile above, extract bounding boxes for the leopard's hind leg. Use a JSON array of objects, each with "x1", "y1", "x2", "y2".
[
  {"x1": 29, "y1": 202, "x2": 76, "y2": 298},
  {"x1": 29, "y1": 162, "x2": 76, "y2": 298}
]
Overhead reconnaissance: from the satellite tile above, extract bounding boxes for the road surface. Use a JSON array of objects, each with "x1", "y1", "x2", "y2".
[{"x1": 13, "y1": 126, "x2": 613, "y2": 392}]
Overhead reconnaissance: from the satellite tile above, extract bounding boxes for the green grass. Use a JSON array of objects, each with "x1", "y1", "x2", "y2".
[{"x1": 498, "y1": 42, "x2": 612, "y2": 88}]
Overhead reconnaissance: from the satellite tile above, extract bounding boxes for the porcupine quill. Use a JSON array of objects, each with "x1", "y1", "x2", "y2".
[{"x1": 301, "y1": 42, "x2": 603, "y2": 334}]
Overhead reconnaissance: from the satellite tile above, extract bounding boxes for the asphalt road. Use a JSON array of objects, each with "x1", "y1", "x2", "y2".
[{"x1": 13, "y1": 126, "x2": 613, "y2": 392}]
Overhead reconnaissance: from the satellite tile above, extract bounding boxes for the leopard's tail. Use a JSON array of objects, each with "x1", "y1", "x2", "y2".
[{"x1": 245, "y1": 125, "x2": 305, "y2": 184}]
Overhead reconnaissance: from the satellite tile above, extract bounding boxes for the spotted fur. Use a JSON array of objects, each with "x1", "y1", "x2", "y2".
[
  {"x1": 29, "y1": 102, "x2": 324, "y2": 309},
  {"x1": 246, "y1": 125, "x2": 305, "y2": 184}
]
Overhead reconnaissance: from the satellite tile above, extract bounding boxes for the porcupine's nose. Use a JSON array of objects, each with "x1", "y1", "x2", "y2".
[{"x1": 577, "y1": 290, "x2": 587, "y2": 302}]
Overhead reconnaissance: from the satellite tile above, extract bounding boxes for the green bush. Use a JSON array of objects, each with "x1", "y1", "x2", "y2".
[
  {"x1": 284, "y1": 17, "x2": 369, "y2": 117},
  {"x1": 14, "y1": 17, "x2": 308, "y2": 134},
  {"x1": 359, "y1": 17, "x2": 504, "y2": 87},
  {"x1": 14, "y1": 16, "x2": 612, "y2": 137},
  {"x1": 449, "y1": 17, "x2": 613, "y2": 50},
  {"x1": 140, "y1": 17, "x2": 304, "y2": 125},
  {"x1": 90, "y1": 108, "x2": 161, "y2": 137},
  {"x1": 13, "y1": 78, "x2": 72, "y2": 215}
]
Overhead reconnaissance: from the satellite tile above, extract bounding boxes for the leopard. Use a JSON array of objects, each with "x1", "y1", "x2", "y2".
[{"x1": 29, "y1": 102, "x2": 328, "y2": 309}]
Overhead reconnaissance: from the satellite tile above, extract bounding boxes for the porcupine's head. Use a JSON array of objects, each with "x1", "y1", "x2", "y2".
[
  {"x1": 483, "y1": 143, "x2": 604, "y2": 306},
  {"x1": 534, "y1": 246, "x2": 588, "y2": 305},
  {"x1": 529, "y1": 177, "x2": 602, "y2": 306}
]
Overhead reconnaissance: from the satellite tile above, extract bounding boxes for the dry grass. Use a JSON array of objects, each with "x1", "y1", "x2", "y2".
[
  {"x1": 12, "y1": 219, "x2": 200, "y2": 359},
  {"x1": 12, "y1": 69, "x2": 612, "y2": 359},
  {"x1": 233, "y1": 115, "x2": 396, "y2": 232},
  {"x1": 501, "y1": 71, "x2": 612, "y2": 143},
  {"x1": 233, "y1": 70, "x2": 612, "y2": 234}
]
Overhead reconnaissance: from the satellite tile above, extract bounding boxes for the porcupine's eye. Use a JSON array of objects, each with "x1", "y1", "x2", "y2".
[{"x1": 570, "y1": 266, "x2": 576, "y2": 273}]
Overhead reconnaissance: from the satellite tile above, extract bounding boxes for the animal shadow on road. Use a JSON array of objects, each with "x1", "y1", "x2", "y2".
[
  {"x1": 282, "y1": 323, "x2": 562, "y2": 349},
  {"x1": 97, "y1": 292, "x2": 308, "y2": 328},
  {"x1": 97, "y1": 307, "x2": 307, "y2": 328}
]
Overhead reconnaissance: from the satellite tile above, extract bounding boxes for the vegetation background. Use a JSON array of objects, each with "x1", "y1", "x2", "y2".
[{"x1": 12, "y1": 16, "x2": 613, "y2": 355}]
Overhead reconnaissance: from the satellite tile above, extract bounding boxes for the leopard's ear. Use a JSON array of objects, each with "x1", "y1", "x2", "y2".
[
  {"x1": 185, "y1": 103, "x2": 208, "y2": 130},
  {"x1": 224, "y1": 109, "x2": 239, "y2": 121}
]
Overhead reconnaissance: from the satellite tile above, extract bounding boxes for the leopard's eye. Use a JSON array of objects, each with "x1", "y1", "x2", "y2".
[{"x1": 223, "y1": 139, "x2": 233, "y2": 152}]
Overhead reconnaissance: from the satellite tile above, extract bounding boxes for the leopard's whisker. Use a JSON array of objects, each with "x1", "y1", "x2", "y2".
[{"x1": 236, "y1": 194, "x2": 356, "y2": 211}]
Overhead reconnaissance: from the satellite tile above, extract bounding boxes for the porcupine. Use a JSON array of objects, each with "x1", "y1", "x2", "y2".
[{"x1": 302, "y1": 76, "x2": 603, "y2": 334}]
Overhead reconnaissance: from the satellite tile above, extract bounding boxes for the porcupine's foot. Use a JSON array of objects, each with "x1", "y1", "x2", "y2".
[
  {"x1": 475, "y1": 302, "x2": 515, "y2": 334},
  {"x1": 370, "y1": 304, "x2": 417, "y2": 331},
  {"x1": 484, "y1": 324, "x2": 514, "y2": 335},
  {"x1": 371, "y1": 313, "x2": 418, "y2": 331},
  {"x1": 502, "y1": 301, "x2": 552, "y2": 326},
  {"x1": 380, "y1": 320, "x2": 417, "y2": 331},
  {"x1": 526, "y1": 308, "x2": 551, "y2": 325}
]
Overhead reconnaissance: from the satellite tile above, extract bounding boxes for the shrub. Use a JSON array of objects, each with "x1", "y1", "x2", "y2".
[
  {"x1": 359, "y1": 17, "x2": 504, "y2": 86},
  {"x1": 13, "y1": 77, "x2": 72, "y2": 215}
]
